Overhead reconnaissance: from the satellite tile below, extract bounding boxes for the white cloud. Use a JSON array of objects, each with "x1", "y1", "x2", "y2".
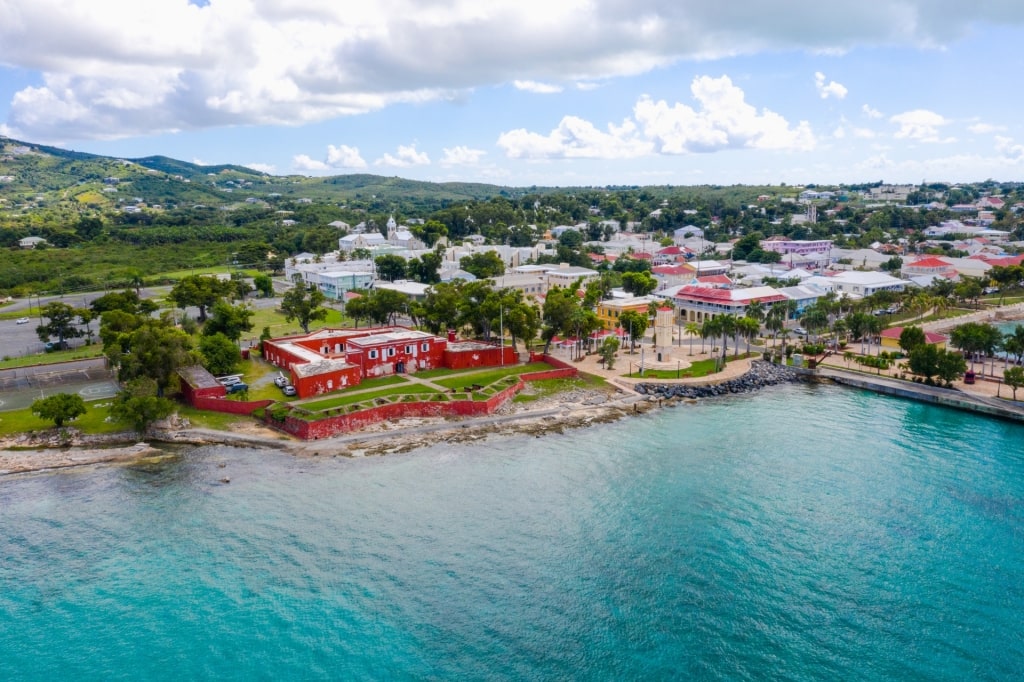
[
  {"x1": 635, "y1": 76, "x2": 815, "y2": 154},
  {"x1": 326, "y1": 144, "x2": 367, "y2": 168},
  {"x1": 3, "y1": 1, "x2": 1024, "y2": 140},
  {"x1": 995, "y1": 136, "x2": 1024, "y2": 162},
  {"x1": 890, "y1": 109, "x2": 953, "y2": 142},
  {"x1": 243, "y1": 162, "x2": 276, "y2": 174},
  {"x1": 498, "y1": 75, "x2": 814, "y2": 160},
  {"x1": 969, "y1": 122, "x2": 1006, "y2": 135},
  {"x1": 440, "y1": 146, "x2": 485, "y2": 166},
  {"x1": 374, "y1": 144, "x2": 430, "y2": 167},
  {"x1": 862, "y1": 105, "x2": 883, "y2": 119},
  {"x1": 575, "y1": 82, "x2": 601, "y2": 91},
  {"x1": 292, "y1": 154, "x2": 329, "y2": 171},
  {"x1": 498, "y1": 116, "x2": 652, "y2": 160},
  {"x1": 513, "y1": 80, "x2": 563, "y2": 94},
  {"x1": 814, "y1": 72, "x2": 848, "y2": 99}
]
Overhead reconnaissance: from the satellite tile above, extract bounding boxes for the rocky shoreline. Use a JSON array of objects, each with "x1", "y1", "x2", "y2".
[{"x1": 635, "y1": 360, "x2": 807, "y2": 399}]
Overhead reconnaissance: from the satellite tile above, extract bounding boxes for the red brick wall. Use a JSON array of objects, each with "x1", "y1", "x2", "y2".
[
  {"x1": 294, "y1": 364, "x2": 362, "y2": 398},
  {"x1": 190, "y1": 396, "x2": 275, "y2": 414},
  {"x1": 444, "y1": 345, "x2": 518, "y2": 370},
  {"x1": 267, "y1": 382, "x2": 522, "y2": 440},
  {"x1": 360, "y1": 338, "x2": 447, "y2": 378},
  {"x1": 521, "y1": 367, "x2": 577, "y2": 381},
  {"x1": 539, "y1": 354, "x2": 577, "y2": 371},
  {"x1": 179, "y1": 381, "x2": 226, "y2": 407}
]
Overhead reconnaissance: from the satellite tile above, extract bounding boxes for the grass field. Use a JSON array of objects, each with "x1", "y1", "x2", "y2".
[
  {"x1": 299, "y1": 383, "x2": 436, "y2": 410},
  {"x1": 0, "y1": 402, "x2": 126, "y2": 437},
  {"x1": 431, "y1": 363, "x2": 551, "y2": 389},
  {"x1": 0, "y1": 345, "x2": 105, "y2": 369}
]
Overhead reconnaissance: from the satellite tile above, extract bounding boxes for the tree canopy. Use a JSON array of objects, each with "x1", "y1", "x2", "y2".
[{"x1": 31, "y1": 393, "x2": 86, "y2": 428}]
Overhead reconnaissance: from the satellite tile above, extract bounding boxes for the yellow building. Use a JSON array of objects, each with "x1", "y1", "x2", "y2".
[
  {"x1": 879, "y1": 327, "x2": 948, "y2": 351},
  {"x1": 596, "y1": 297, "x2": 656, "y2": 330}
]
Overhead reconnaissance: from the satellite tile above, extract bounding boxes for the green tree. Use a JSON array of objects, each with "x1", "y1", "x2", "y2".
[
  {"x1": 36, "y1": 301, "x2": 83, "y2": 349},
  {"x1": 167, "y1": 275, "x2": 234, "y2": 322},
  {"x1": 502, "y1": 297, "x2": 540, "y2": 352},
  {"x1": 737, "y1": 316, "x2": 760, "y2": 355},
  {"x1": 541, "y1": 286, "x2": 579, "y2": 353},
  {"x1": 202, "y1": 301, "x2": 255, "y2": 341},
  {"x1": 113, "y1": 319, "x2": 199, "y2": 395},
  {"x1": 935, "y1": 349, "x2": 967, "y2": 385},
  {"x1": 908, "y1": 344, "x2": 940, "y2": 379},
  {"x1": 91, "y1": 290, "x2": 153, "y2": 316},
  {"x1": 460, "y1": 252, "x2": 506, "y2": 279},
  {"x1": 800, "y1": 304, "x2": 830, "y2": 342},
  {"x1": 281, "y1": 283, "x2": 328, "y2": 333},
  {"x1": 253, "y1": 273, "x2": 274, "y2": 298},
  {"x1": 1002, "y1": 325, "x2": 1024, "y2": 365},
  {"x1": 621, "y1": 271, "x2": 658, "y2": 296},
  {"x1": 110, "y1": 377, "x2": 175, "y2": 434},
  {"x1": 599, "y1": 335, "x2": 620, "y2": 369},
  {"x1": 408, "y1": 250, "x2": 443, "y2": 284},
  {"x1": 1004, "y1": 366, "x2": 1024, "y2": 401},
  {"x1": 411, "y1": 219, "x2": 448, "y2": 247},
  {"x1": 417, "y1": 282, "x2": 463, "y2": 334},
  {"x1": 375, "y1": 254, "x2": 408, "y2": 281},
  {"x1": 31, "y1": 393, "x2": 87, "y2": 428},
  {"x1": 898, "y1": 326, "x2": 927, "y2": 354},
  {"x1": 619, "y1": 310, "x2": 649, "y2": 352},
  {"x1": 199, "y1": 332, "x2": 241, "y2": 377}
]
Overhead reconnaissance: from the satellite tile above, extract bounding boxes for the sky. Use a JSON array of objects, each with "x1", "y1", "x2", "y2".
[{"x1": 2, "y1": 1, "x2": 1024, "y2": 187}]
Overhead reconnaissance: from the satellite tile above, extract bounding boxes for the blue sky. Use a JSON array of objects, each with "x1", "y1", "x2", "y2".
[{"x1": 2, "y1": 1, "x2": 1024, "y2": 187}]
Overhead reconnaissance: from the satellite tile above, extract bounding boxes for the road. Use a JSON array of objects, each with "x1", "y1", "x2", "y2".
[{"x1": 1, "y1": 285, "x2": 283, "y2": 359}]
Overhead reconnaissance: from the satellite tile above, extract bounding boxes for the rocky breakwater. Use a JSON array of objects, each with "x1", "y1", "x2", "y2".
[{"x1": 636, "y1": 361, "x2": 805, "y2": 400}]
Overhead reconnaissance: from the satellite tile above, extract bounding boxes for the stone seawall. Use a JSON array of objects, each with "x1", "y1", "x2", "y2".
[{"x1": 636, "y1": 361, "x2": 806, "y2": 399}]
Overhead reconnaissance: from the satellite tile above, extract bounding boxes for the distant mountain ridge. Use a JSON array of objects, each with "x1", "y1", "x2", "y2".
[{"x1": 0, "y1": 136, "x2": 516, "y2": 205}]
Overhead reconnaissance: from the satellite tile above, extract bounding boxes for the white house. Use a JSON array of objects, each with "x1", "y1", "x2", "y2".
[{"x1": 826, "y1": 271, "x2": 908, "y2": 298}]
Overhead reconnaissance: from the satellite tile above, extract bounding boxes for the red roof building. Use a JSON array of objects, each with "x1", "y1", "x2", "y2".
[
  {"x1": 674, "y1": 285, "x2": 788, "y2": 323},
  {"x1": 263, "y1": 326, "x2": 516, "y2": 398}
]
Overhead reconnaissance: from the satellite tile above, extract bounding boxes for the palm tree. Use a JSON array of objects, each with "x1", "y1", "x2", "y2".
[
  {"x1": 864, "y1": 315, "x2": 884, "y2": 356},
  {"x1": 685, "y1": 321, "x2": 700, "y2": 355},
  {"x1": 717, "y1": 314, "x2": 739, "y2": 361},
  {"x1": 800, "y1": 305, "x2": 830, "y2": 344},
  {"x1": 701, "y1": 316, "x2": 721, "y2": 357},
  {"x1": 764, "y1": 307, "x2": 785, "y2": 347},
  {"x1": 738, "y1": 316, "x2": 760, "y2": 355},
  {"x1": 745, "y1": 300, "x2": 766, "y2": 325}
]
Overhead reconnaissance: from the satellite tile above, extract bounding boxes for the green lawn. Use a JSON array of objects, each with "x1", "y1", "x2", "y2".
[
  {"x1": 0, "y1": 344, "x2": 105, "y2": 368},
  {"x1": 513, "y1": 374, "x2": 608, "y2": 402},
  {"x1": 175, "y1": 405, "x2": 260, "y2": 431},
  {"x1": 625, "y1": 357, "x2": 723, "y2": 379},
  {"x1": 0, "y1": 402, "x2": 127, "y2": 437},
  {"x1": 432, "y1": 363, "x2": 552, "y2": 389},
  {"x1": 299, "y1": 384, "x2": 437, "y2": 411}
]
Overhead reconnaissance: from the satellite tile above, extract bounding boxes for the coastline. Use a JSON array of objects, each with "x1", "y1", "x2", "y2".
[{"x1": 5, "y1": 305, "x2": 1024, "y2": 476}]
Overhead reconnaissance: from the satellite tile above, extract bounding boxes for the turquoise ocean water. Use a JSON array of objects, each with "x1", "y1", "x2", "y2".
[{"x1": 2, "y1": 383, "x2": 1024, "y2": 680}]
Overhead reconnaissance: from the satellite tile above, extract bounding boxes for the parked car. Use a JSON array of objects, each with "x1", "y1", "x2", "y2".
[
  {"x1": 792, "y1": 327, "x2": 808, "y2": 336},
  {"x1": 218, "y1": 376, "x2": 243, "y2": 386},
  {"x1": 16, "y1": 316, "x2": 30, "y2": 324},
  {"x1": 226, "y1": 382, "x2": 249, "y2": 394},
  {"x1": 282, "y1": 385, "x2": 297, "y2": 397},
  {"x1": 274, "y1": 373, "x2": 288, "y2": 388}
]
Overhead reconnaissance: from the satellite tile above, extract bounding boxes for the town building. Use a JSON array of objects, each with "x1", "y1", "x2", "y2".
[
  {"x1": 759, "y1": 237, "x2": 833, "y2": 268},
  {"x1": 596, "y1": 297, "x2": 655, "y2": 330},
  {"x1": 880, "y1": 328, "x2": 948, "y2": 351},
  {"x1": 262, "y1": 326, "x2": 516, "y2": 398},
  {"x1": 674, "y1": 285, "x2": 788, "y2": 324},
  {"x1": 826, "y1": 271, "x2": 909, "y2": 298}
]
